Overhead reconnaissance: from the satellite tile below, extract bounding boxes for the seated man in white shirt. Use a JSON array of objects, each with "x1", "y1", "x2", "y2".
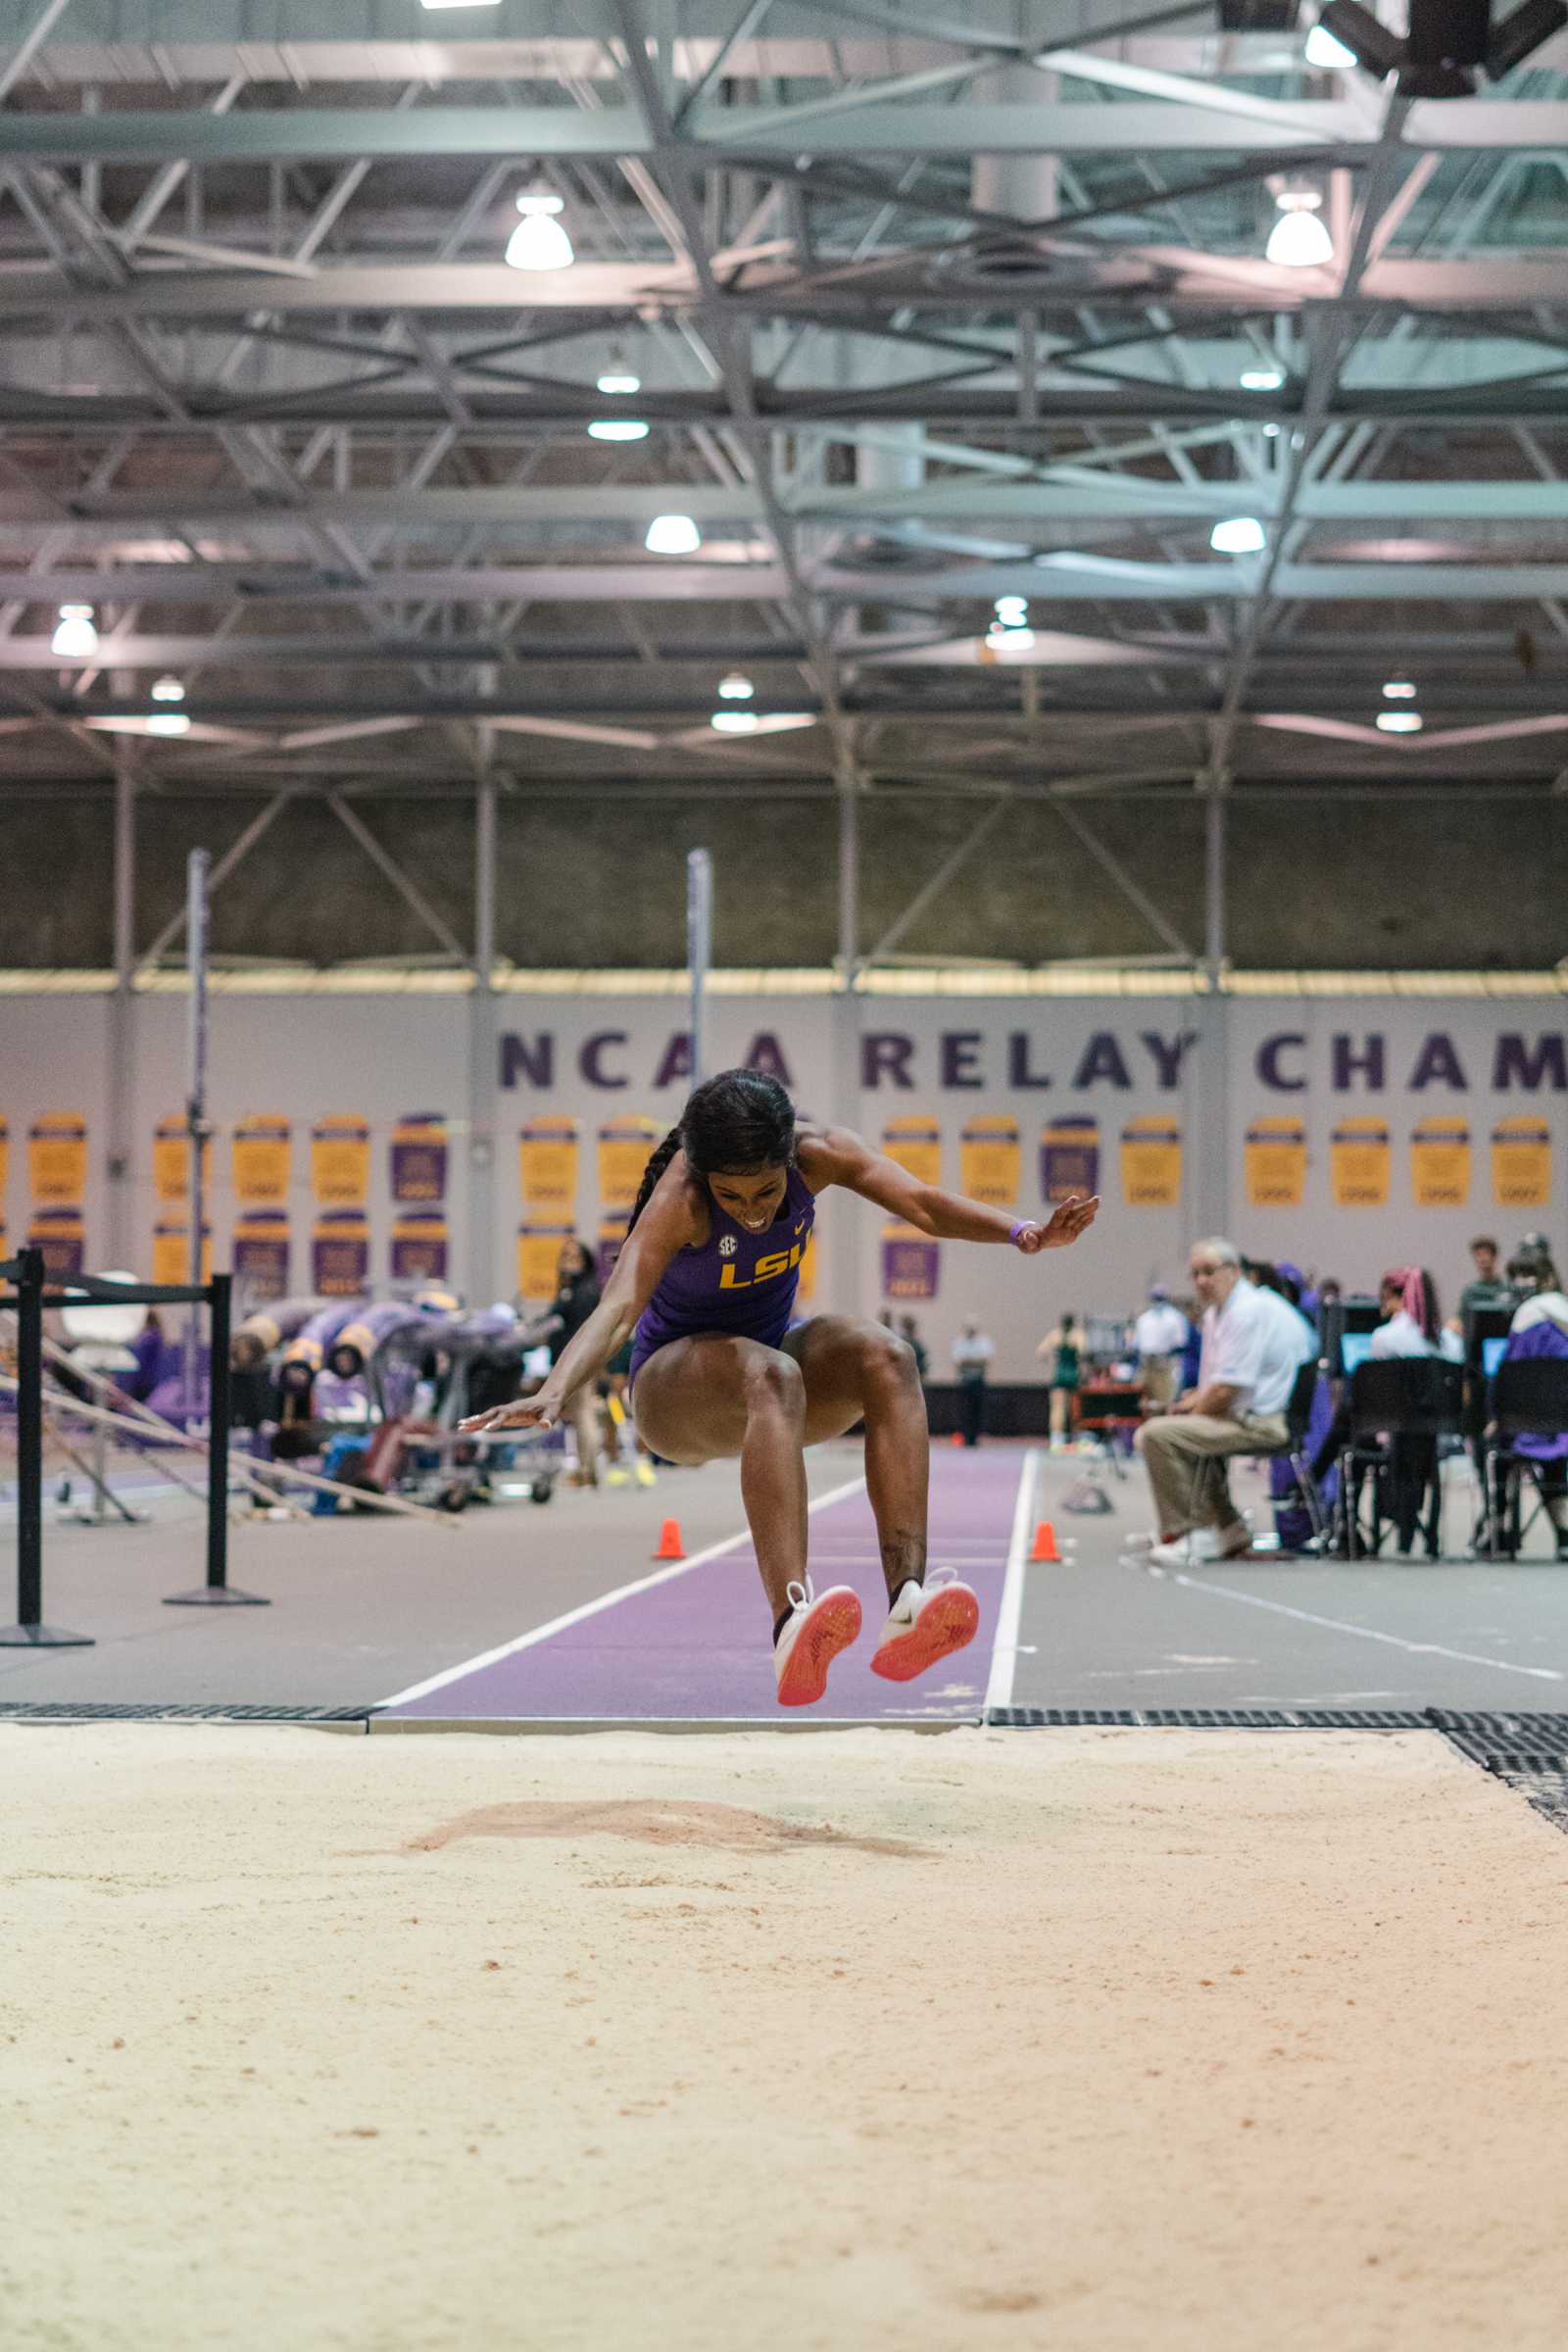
[{"x1": 1137, "y1": 1237, "x2": 1315, "y2": 1569}]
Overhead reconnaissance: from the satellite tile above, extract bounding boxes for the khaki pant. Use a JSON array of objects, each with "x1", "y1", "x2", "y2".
[
  {"x1": 1137, "y1": 1410, "x2": 1288, "y2": 1539},
  {"x1": 1141, "y1": 1355, "x2": 1179, "y2": 1411}
]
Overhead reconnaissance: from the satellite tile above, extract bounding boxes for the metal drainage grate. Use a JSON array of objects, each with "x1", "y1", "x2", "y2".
[
  {"x1": 0, "y1": 1701, "x2": 369, "y2": 1723},
  {"x1": 987, "y1": 1706, "x2": 1427, "y2": 1731}
]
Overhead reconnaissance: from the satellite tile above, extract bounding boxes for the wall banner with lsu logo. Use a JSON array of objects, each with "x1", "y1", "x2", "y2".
[
  {"x1": 881, "y1": 1221, "x2": 939, "y2": 1301},
  {"x1": 1491, "y1": 1113, "x2": 1551, "y2": 1209},
  {"x1": 232, "y1": 1112, "x2": 290, "y2": 1207},
  {"x1": 152, "y1": 1216, "x2": 211, "y2": 1287},
  {"x1": 958, "y1": 1114, "x2": 1019, "y2": 1208},
  {"x1": 597, "y1": 1211, "x2": 631, "y2": 1289},
  {"x1": 1120, "y1": 1114, "x2": 1182, "y2": 1208},
  {"x1": 881, "y1": 1114, "x2": 943, "y2": 1189},
  {"x1": 1410, "y1": 1114, "x2": 1470, "y2": 1208},
  {"x1": 1041, "y1": 1115, "x2": 1099, "y2": 1204},
  {"x1": 1244, "y1": 1114, "x2": 1307, "y2": 1208},
  {"x1": 27, "y1": 1203, "x2": 84, "y2": 1278},
  {"x1": 598, "y1": 1114, "x2": 660, "y2": 1215},
  {"x1": 390, "y1": 1208, "x2": 449, "y2": 1283},
  {"x1": 516, "y1": 1219, "x2": 575, "y2": 1302},
  {"x1": 1330, "y1": 1116, "x2": 1391, "y2": 1208},
  {"x1": 153, "y1": 1112, "x2": 211, "y2": 1205},
  {"x1": 311, "y1": 1113, "x2": 371, "y2": 1208},
  {"x1": 232, "y1": 1209, "x2": 290, "y2": 1299},
  {"x1": 312, "y1": 1206, "x2": 370, "y2": 1297},
  {"x1": 390, "y1": 1113, "x2": 448, "y2": 1205},
  {"x1": 27, "y1": 1110, "x2": 87, "y2": 1205},
  {"x1": 518, "y1": 1114, "x2": 580, "y2": 1215}
]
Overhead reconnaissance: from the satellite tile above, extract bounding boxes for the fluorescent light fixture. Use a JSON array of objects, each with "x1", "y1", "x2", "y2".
[
  {"x1": 994, "y1": 594, "x2": 1029, "y2": 624},
  {"x1": 710, "y1": 710, "x2": 759, "y2": 734},
  {"x1": 1304, "y1": 19, "x2": 1357, "y2": 67},
  {"x1": 1240, "y1": 367, "x2": 1284, "y2": 390},
  {"x1": 1376, "y1": 710, "x2": 1423, "y2": 733},
  {"x1": 1266, "y1": 194, "x2": 1335, "y2": 270},
  {"x1": 1262, "y1": 423, "x2": 1282, "y2": 438},
  {"x1": 150, "y1": 674, "x2": 185, "y2": 703},
  {"x1": 586, "y1": 418, "x2": 650, "y2": 441},
  {"x1": 419, "y1": 0, "x2": 501, "y2": 9},
  {"x1": 645, "y1": 513, "x2": 701, "y2": 556},
  {"x1": 1382, "y1": 678, "x2": 1417, "y2": 700},
  {"x1": 505, "y1": 187, "x2": 573, "y2": 272},
  {"x1": 146, "y1": 711, "x2": 191, "y2": 737},
  {"x1": 51, "y1": 603, "x2": 97, "y2": 657},
  {"x1": 717, "y1": 671, "x2": 754, "y2": 701},
  {"x1": 596, "y1": 358, "x2": 642, "y2": 395},
  {"x1": 987, "y1": 621, "x2": 1035, "y2": 652},
  {"x1": 1210, "y1": 515, "x2": 1266, "y2": 555}
]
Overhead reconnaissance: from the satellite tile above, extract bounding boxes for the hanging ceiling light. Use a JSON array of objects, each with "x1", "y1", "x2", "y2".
[
  {"x1": 1382, "y1": 678, "x2": 1418, "y2": 700},
  {"x1": 146, "y1": 710, "x2": 191, "y2": 737},
  {"x1": 1210, "y1": 516, "x2": 1267, "y2": 556},
  {"x1": 645, "y1": 513, "x2": 701, "y2": 556},
  {"x1": 710, "y1": 709, "x2": 759, "y2": 734},
  {"x1": 505, "y1": 185, "x2": 574, "y2": 272},
  {"x1": 1240, "y1": 367, "x2": 1284, "y2": 390},
  {"x1": 51, "y1": 603, "x2": 98, "y2": 657},
  {"x1": 994, "y1": 594, "x2": 1029, "y2": 625},
  {"x1": 1266, "y1": 189, "x2": 1335, "y2": 270},
  {"x1": 1376, "y1": 710, "x2": 1423, "y2": 732},
  {"x1": 596, "y1": 353, "x2": 642, "y2": 395},
  {"x1": 586, "y1": 418, "x2": 650, "y2": 441},
  {"x1": 1303, "y1": 18, "x2": 1358, "y2": 68},
  {"x1": 986, "y1": 620, "x2": 1035, "y2": 652},
  {"x1": 150, "y1": 674, "x2": 185, "y2": 703},
  {"x1": 717, "y1": 671, "x2": 754, "y2": 701}
]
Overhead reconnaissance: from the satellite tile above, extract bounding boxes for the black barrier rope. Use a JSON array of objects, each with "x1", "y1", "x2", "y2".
[{"x1": 0, "y1": 1260, "x2": 267, "y2": 1641}]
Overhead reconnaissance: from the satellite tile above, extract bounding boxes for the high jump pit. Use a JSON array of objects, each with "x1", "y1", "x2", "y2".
[{"x1": 6, "y1": 1716, "x2": 1568, "y2": 2351}]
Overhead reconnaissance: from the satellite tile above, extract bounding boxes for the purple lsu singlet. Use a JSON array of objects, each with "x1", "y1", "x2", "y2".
[{"x1": 628, "y1": 1161, "x2": 817, "y2": 1387}]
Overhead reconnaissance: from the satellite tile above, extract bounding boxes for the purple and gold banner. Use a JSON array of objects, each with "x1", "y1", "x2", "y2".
[
  {"x1": 153, "y1": 1216, "x2": 211, "y2": 1287},
  {"x1": 881, "y1": 1115, "x2": 943, "y2": 1190},
  {"x1": 312, "y1": 1206, "x2": 370, "y2": 1297},
  {"x1": 1245, "y1": 1114, "x2": 1307, "y2": 1209},
  {"x1": 1330, "y1": 1117, "x2": 1391, "y2": 1208},
  {"x1": 516, "y1": 1219, "x2": 575, "y2": 1302},
  {"x1": 28, "y1": 1111, "x2": 87, "y2": 1205},
  {"x1": 390, "y1": 1113, "x2": 448, "y2": 1205},
  {"x1": 1410, "y1": 1115, "x2": 1470, "y2": 1208},
  {"x1": 153, "y1": 1112, "x2": 209, "y2": 1206},
  {"x1": 958, "y1": 1114, "x2": 1019, "y2": 1208},
  {"x1": 597, "y1": 1114, "x2": 660, "y2": 1214},
  {"x1": 311, "y1": 1114, "x2": 370, "y2": 1209},
  {"x1": 597, "y1": 1211, "x2": 630, "y2": 1289},
  {"x1": 232, "y1": 1113, "x2": 291, "y2": 1208},
  {"x1": 519, "y1": 1114, "x2": 580, "y2": 1215},
  {"x1": 1120, "y1": 1114, "x2": 1182, "y2": 1208},
  {"x1": 232, "y1": 1209, "x2": 291, "y2": 1299},
  {"x1": 27, "y1": 1204, "x2": 84, "y2": 1279},
  {"x1": 1492, "y1": 1114, "x2": 1551, "y2": 1210},
  {"x1": 881, "y1": 1221, "x2": 939, "y2": 1302},
  {"x1": 390, "y1": 1208, "x2": 449, "y2": 1282},
  {"x1": 1041, "y1": 1115, "x2": 1099, "y2": 1204}
]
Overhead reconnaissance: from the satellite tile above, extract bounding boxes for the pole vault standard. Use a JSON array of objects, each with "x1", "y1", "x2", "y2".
[
  {"x1": 184, "y1": 847, "x2": 210, "y2": 1427},
  {"x1": 687, "y1": 847, "x2": 712, "y2": 1087}
]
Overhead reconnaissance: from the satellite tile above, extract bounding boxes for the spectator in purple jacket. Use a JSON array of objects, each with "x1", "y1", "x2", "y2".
[{"x1": 1495, "y1": 1250, "x2": 1568, "y2": 1558}]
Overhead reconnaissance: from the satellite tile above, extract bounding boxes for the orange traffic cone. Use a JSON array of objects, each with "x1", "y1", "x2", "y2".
[
  {"x1": 950, "y1": 1430, "x2": 964, "y2": 1446},
  {"x1": 1030, "y1": 1519, "x2": 1060, "y2": 1563},
  {"x1": 653, "y1": 1518, "x2": 685, "y2": 1561}
]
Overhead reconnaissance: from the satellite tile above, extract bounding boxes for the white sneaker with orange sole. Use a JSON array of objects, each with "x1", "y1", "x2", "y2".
[
  {"x1": 869, "y1": 1571, "x2": 980, "y2": 1683},
  {"x1": 774, "y1": 1577, "x2": 863, "y2": 1708}
]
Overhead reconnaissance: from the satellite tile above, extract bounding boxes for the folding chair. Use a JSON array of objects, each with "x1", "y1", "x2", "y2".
[
  {"x1": 1250, "y1": 1358, "x2": 1329, "y2": 1546},
  {"x1": 1485, "y1": 1357, "x2": 1568, "y2": 1560},
  {"x1": 1339, "y1": 1357, "x2": 1462, "y2": 1559}
]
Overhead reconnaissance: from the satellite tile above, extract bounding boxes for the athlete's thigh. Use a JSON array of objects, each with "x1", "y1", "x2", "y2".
[
  {"x1": 782, "y1": 1313, "x2": 911, "y2": 1446},
  {"x1": 630, "y1": 1333, "x2": 795, "y2": 1466}
]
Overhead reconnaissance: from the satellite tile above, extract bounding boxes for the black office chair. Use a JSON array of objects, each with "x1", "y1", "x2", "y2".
[
  {"x1": 1486, "y1": 1357, "x2": 1568, "y2": 1560},
  {"x1": 1340, "y1": 1357, "x2": 1463, "y2": 1559}
]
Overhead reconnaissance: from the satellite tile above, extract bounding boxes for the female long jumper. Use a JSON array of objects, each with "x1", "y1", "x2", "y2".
[{"x1": 463, "y1": 1072, "x2": 1098, "y2": 1706}]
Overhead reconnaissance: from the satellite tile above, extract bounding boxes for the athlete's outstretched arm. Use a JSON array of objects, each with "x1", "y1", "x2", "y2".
[
  {"x1": 799, "y1": 1127, "x2": 1099, "y2": 1252},
  {"x1": 460, "y1": 1163, "x2": 699, "y2": 1432}
]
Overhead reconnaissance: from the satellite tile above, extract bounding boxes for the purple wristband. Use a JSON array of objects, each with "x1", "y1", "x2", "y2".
[{"x1": 1009, "y1": 1218, "x2": 1030, "y2": 1248}]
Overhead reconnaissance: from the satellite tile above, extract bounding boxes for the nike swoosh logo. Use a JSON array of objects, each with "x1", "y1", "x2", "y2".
[{"x1": 794, "y1": 1219, "x2": 807, "y2": 1235}]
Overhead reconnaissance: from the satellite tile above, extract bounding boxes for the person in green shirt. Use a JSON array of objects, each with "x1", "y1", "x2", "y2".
[{"x1": 1037, "y1": 1310, "x2": 1082, "y2": 1449}]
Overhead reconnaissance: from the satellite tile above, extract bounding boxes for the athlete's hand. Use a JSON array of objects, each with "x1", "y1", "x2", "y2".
[
  {"x1": 459, "y1": 1392, "x2": 563, "y2": 1435},
  {"x1": 1017, "y1": 1193, "x2": 1100, "y2": 1252}
]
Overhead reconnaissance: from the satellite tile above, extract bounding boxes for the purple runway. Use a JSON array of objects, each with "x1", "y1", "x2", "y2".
[{"x1": 381, "y1": 1448, "x2": 1030, "y2": 1725}]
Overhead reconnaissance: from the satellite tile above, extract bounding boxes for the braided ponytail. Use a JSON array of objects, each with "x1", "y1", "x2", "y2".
[
  {"x1": 626, "y1": 1128, "x2": 683, "y2": 1233},
  {"x1": 624, "y1": 1070, "x2": 797, "y2": 1234}
]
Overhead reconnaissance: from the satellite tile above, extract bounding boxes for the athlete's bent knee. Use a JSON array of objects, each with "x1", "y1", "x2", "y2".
[
  {"x1": 858, "y1": 1329, "x2": 922, "y2": 1398},
  {"x1": 742, "y1": 1348, "x2": 806, "y2": 1419}
]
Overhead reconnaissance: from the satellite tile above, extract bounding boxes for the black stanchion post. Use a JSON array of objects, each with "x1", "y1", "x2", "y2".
[
  {"x1": 164, "y1": 1271, "x2": 269, "y2": 1608},
  {"x1": 1, "y1": 1249, "x2": 93, "y2": 1647}
]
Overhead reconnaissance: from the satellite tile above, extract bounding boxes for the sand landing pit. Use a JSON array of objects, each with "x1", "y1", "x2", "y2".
[{"x1": 4, "y1": 1723, "x2": 1568, "y2": 2351}]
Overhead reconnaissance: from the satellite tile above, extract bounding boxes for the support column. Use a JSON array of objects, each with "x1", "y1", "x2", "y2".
[
  {"x1": 106, "y1": 759, "x2": 136, "y2": 1266},
  {"x1": 1204, "y1": 776, "x2": 1228, "y2": 984},
  {"x1": 827, "y1": 774, "x2": 864, "y2": 1319},
  {"x1": 466, "y1": 762, "x2": 499, "y2": 1308},
  {"x1": 1192, "y1": 773, "x2": 1232, "y2": 1240}
]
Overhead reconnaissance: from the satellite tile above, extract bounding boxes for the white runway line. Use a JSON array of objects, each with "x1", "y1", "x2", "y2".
[
  {"x1": 1164, "y1": 1567, "x2": 1565, "y2": 1684},
  {"x1": 983, "y1": 1447, "x2": 1042, "y2": 1716},
  {"x1": 377, "y1": 1474, "x2": 868, "y2": 1708}
]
